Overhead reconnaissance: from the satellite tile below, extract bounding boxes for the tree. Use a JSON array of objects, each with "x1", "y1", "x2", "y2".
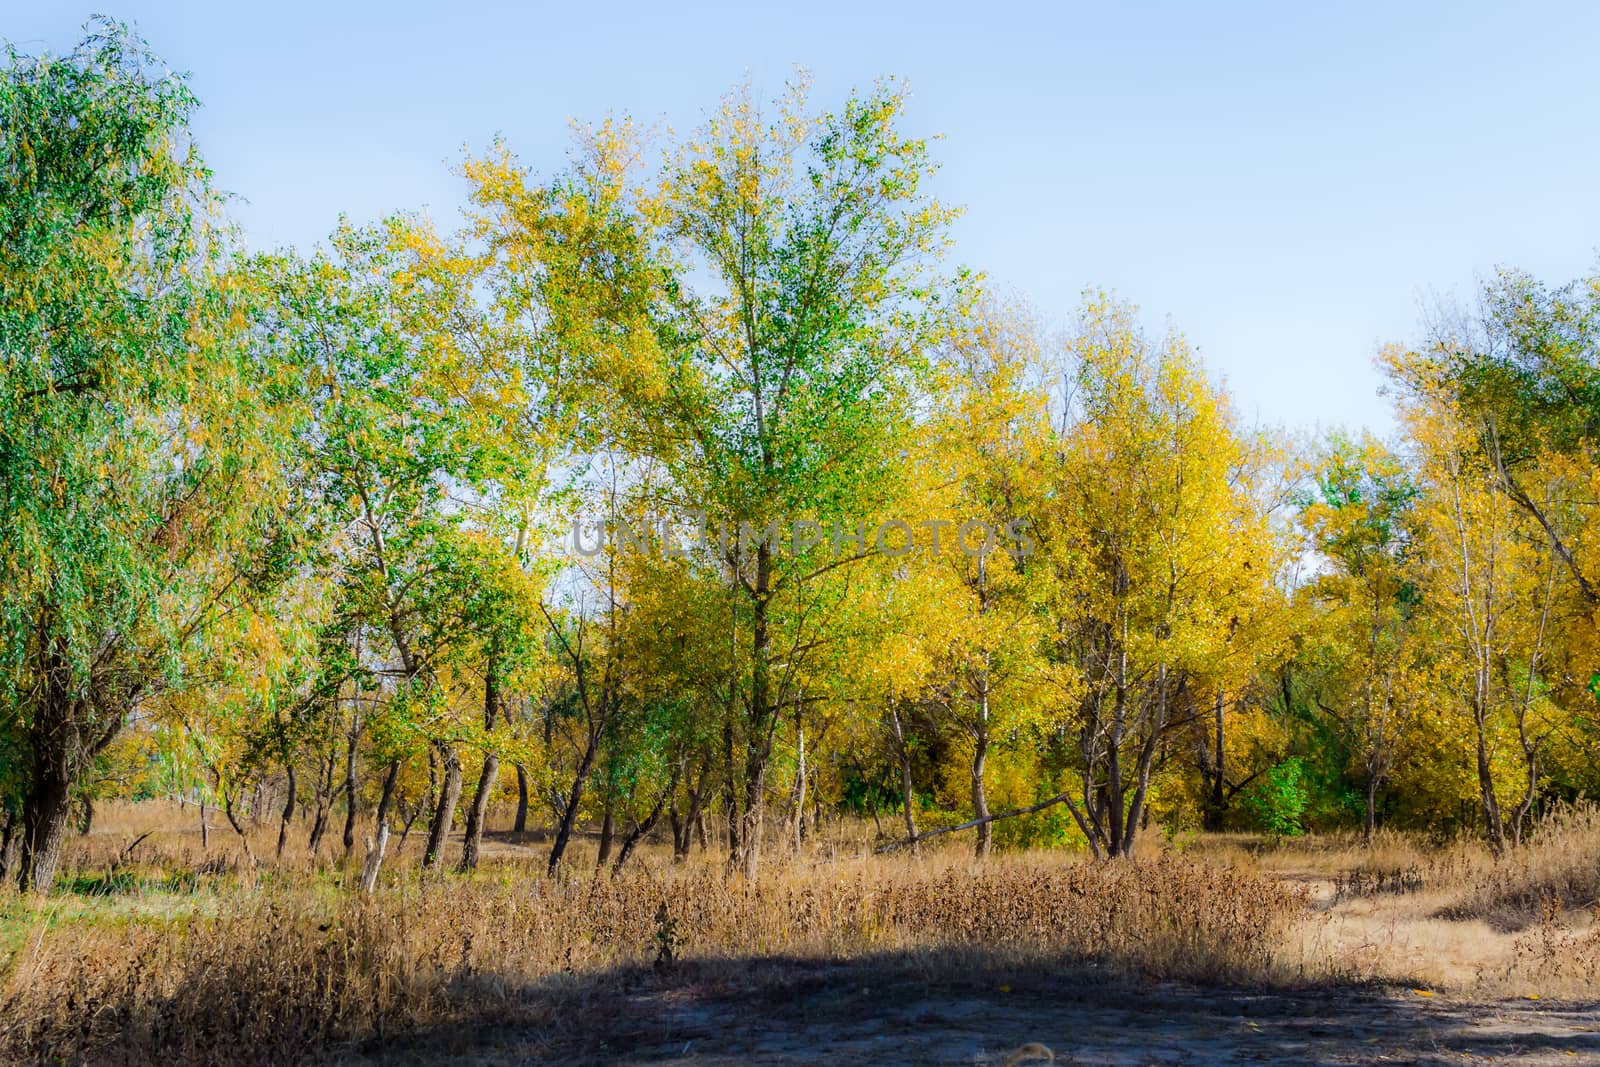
[
  {"x1": 916, "y1": 302, "x2": 1054, "y2": 857},
  {"x1": 0, "y1": 22, "x2": 307, "y2": 891},
  {"x1": 1041, "y1": 297, "x2": 1281, "y2": 858},
  {"x1": 1300, "y1": 434, "x2": 1430, "y2": 842},
  {"x1": 1389, "y1": 340, "x2": 1569, "y2": 853},
  {"x1": 255, "y1": 217, "x2": 537, "y2": 872},
  {"x1": 473, "y1": 79, "x2": 965, "y2": 878}
]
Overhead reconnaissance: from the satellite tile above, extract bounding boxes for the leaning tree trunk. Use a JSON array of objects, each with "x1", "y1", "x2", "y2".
[
  {"x1": 276, "y1": 764, "x2": 297, "y2": 860},
  {"x1": 547, "y1": 729, "x2": 601, "y2": 875},
  {"x1": 459, "y1": 751, "x2": 500, "y2": 872},
  {"x1": 421, "y1": 742, "x2": 463, "y2": 870},
  {"x1": 613, "y1": 789, "x2": 669, "y2": 873},
  {"x1": 373, "y1": 759, "x2": 400, "y2": 830}
]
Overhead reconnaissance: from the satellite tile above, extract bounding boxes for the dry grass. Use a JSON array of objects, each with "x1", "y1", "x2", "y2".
[
  {"x1": 1228, "y1": 807, "x2": 1600, "y2": 999},
  {"x1": 6, "y1": 801, "x2": 1600, "y2": 1064},
  {"x1": 1442, "y1": 805, "x2": 1600, "y2": 930},
  {"x1": 0, "y1": 806, "x2": 1307, "y2": 1066}
]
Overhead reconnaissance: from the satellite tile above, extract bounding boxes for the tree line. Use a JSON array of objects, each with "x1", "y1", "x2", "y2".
[{"x1": 3, "y1": 22, "x2": 1598, "y2": 892}]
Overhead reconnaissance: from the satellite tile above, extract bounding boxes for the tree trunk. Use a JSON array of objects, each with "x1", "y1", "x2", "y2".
[
  {"x1": 789, "y1": 709, "x2": 808, "y2": 852},
  {"x1": 1476, "y1": 725, "x2": 1506, "y2": 856},
  {"x1": 513, "y1": 764, "x2": 530, "y2": 834},
  {"x1": 341, "y1": 729, "x2": 360, "y2": 860},
  {"x1": 17, "y1": 660, "x2": 126, "y2": 893},
  {"x1": 890, "y1": 706, "x2": 919, "y2": 853},
  {"x1": 374, "y1": 759, "x2": 400, "y2": 830},
  {"x1": 360, "y1": 820, "x2": 389, "y2": 895},
  {"x1": 0, "y1": 808, "x2": 18, "y2": 886},
  {"x1": 722, "y1": 721, "x2": 742, "y2": 864},
  {"x1": 596, "y1": 790, "x2": 616, "y2": 867},
  {"x1": 276, "y1": 764, "x2": 297, "y2": 860},
  {"x1": 971, "y1": 730, "x2": 992, "y2": 858},
  {"x1": 669, "y1": 801, "x2": 687, "y2": 861},
  {"x1": 1473, "y1": 659, "x2": 1506, "y2": 856},
  {"x1": 1201, "y1": 693, "x2": 1227, "y2": 833},
  {"x1": 733, "y1": 546, "x2": 776, "y2": 880},
  {"x1": 613, "y1": 791, "x2": 668, "y2": 873},
  {"x1": 460, "y1": 658, "x2": 502, "y2": 873},
  {"x1": 221, "y1": 788, "x2": 260, "y2": 868},
  {"x1": 671, "y1": 770, "x2": 709, "y2": 862},
  {"x1": 1364, "y1": 774, "x2": 1380, "y2": 845},
  {"x1": 19, "y1": 751, "x2": 74, "y2": 893},
  {"x1": 306, "y1": 802, "x2": 329, "y2": 857},
  {"x1": 421, "y1": 742, "x2": 463, "y2": 870},
  {"x1": 1117, "y1": 679, "x2": 1168, "y2": 859},
  {"x1": 460, "y1": 754, "x2": 498, "y2": 872},
  {"x1": 547, "y1": 735, "x2": 599, "y2": 875}
]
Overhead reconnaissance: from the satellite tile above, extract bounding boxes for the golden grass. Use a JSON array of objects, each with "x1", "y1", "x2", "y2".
[
  {"x1": 5, "y1": 801, "x2": 1600, "y2": 1064},
  {"x1": 0, "y1": 809, "x2": 1307, "y2": 1065},
  {"x1": 1443, "y1": 804, "x2": 1600, "y2": 930}
]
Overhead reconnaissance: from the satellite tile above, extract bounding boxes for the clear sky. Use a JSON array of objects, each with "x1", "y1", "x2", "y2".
[{"x1": 12, "y1": 2, "x2": 1600, "y2": 436}]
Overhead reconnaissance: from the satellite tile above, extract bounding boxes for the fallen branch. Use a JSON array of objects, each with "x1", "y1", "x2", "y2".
[
  {"x1": 114, "y1": 831, "x2": 154, "y2": 868},
  {"x1": 874, "y1": 790, "x2": 1087, "y2": 854}
]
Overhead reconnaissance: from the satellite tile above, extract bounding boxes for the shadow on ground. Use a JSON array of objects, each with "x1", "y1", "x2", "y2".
[{"x1": 344, "y1": 950, "x2": 1600, "y2": 1066}]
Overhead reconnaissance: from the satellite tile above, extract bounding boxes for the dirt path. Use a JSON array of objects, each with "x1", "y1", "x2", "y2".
[{"x1": 357, "y1": 960, "x2": 1600, "y2": 1066}]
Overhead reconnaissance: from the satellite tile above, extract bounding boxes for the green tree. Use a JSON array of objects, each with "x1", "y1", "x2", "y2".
[
  {"x1": 0, "y1": 21, "x2": 307, "y2": 891},
  {"x1": 1299, "y1": 434, "x2": 1430, "y2": 842}
]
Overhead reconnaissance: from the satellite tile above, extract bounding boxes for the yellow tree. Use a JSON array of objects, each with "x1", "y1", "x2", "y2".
[
  {"x1": 1042, "y1": 296, "x2": 1281, "y2": 858},
  {"x1": 911, "y1": 302, "x2": 1056, "y2": 856},
  {"x1": 1389, "y1": 343, "x2": 1567, "y2": 851},
  {"x1": 1392, "y1": 272, "x2": 1600, "y2": 820}
]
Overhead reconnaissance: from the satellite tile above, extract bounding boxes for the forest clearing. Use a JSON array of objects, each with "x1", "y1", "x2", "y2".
[{"x1": 5, "y1": 13, "x2": 1600, "y2": 1065}]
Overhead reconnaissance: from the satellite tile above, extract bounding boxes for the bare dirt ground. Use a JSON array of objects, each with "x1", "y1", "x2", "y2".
[{"x1": 354, "y1": 957, "x2": 1600, "y2": 1066}]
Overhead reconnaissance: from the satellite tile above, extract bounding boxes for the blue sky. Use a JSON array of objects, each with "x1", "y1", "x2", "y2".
[{"x1": 12, "y1": 2, "x2": 1600, "y2": 435}]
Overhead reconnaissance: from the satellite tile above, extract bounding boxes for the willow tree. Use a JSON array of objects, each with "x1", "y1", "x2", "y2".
[{"x1": 0, "y1": 22, "x2": 307, "y2": 891}]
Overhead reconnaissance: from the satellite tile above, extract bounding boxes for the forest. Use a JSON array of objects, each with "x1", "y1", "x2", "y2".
[{"x1": 3, "y1": 21, "x2": 1600, "y2": 1066}]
